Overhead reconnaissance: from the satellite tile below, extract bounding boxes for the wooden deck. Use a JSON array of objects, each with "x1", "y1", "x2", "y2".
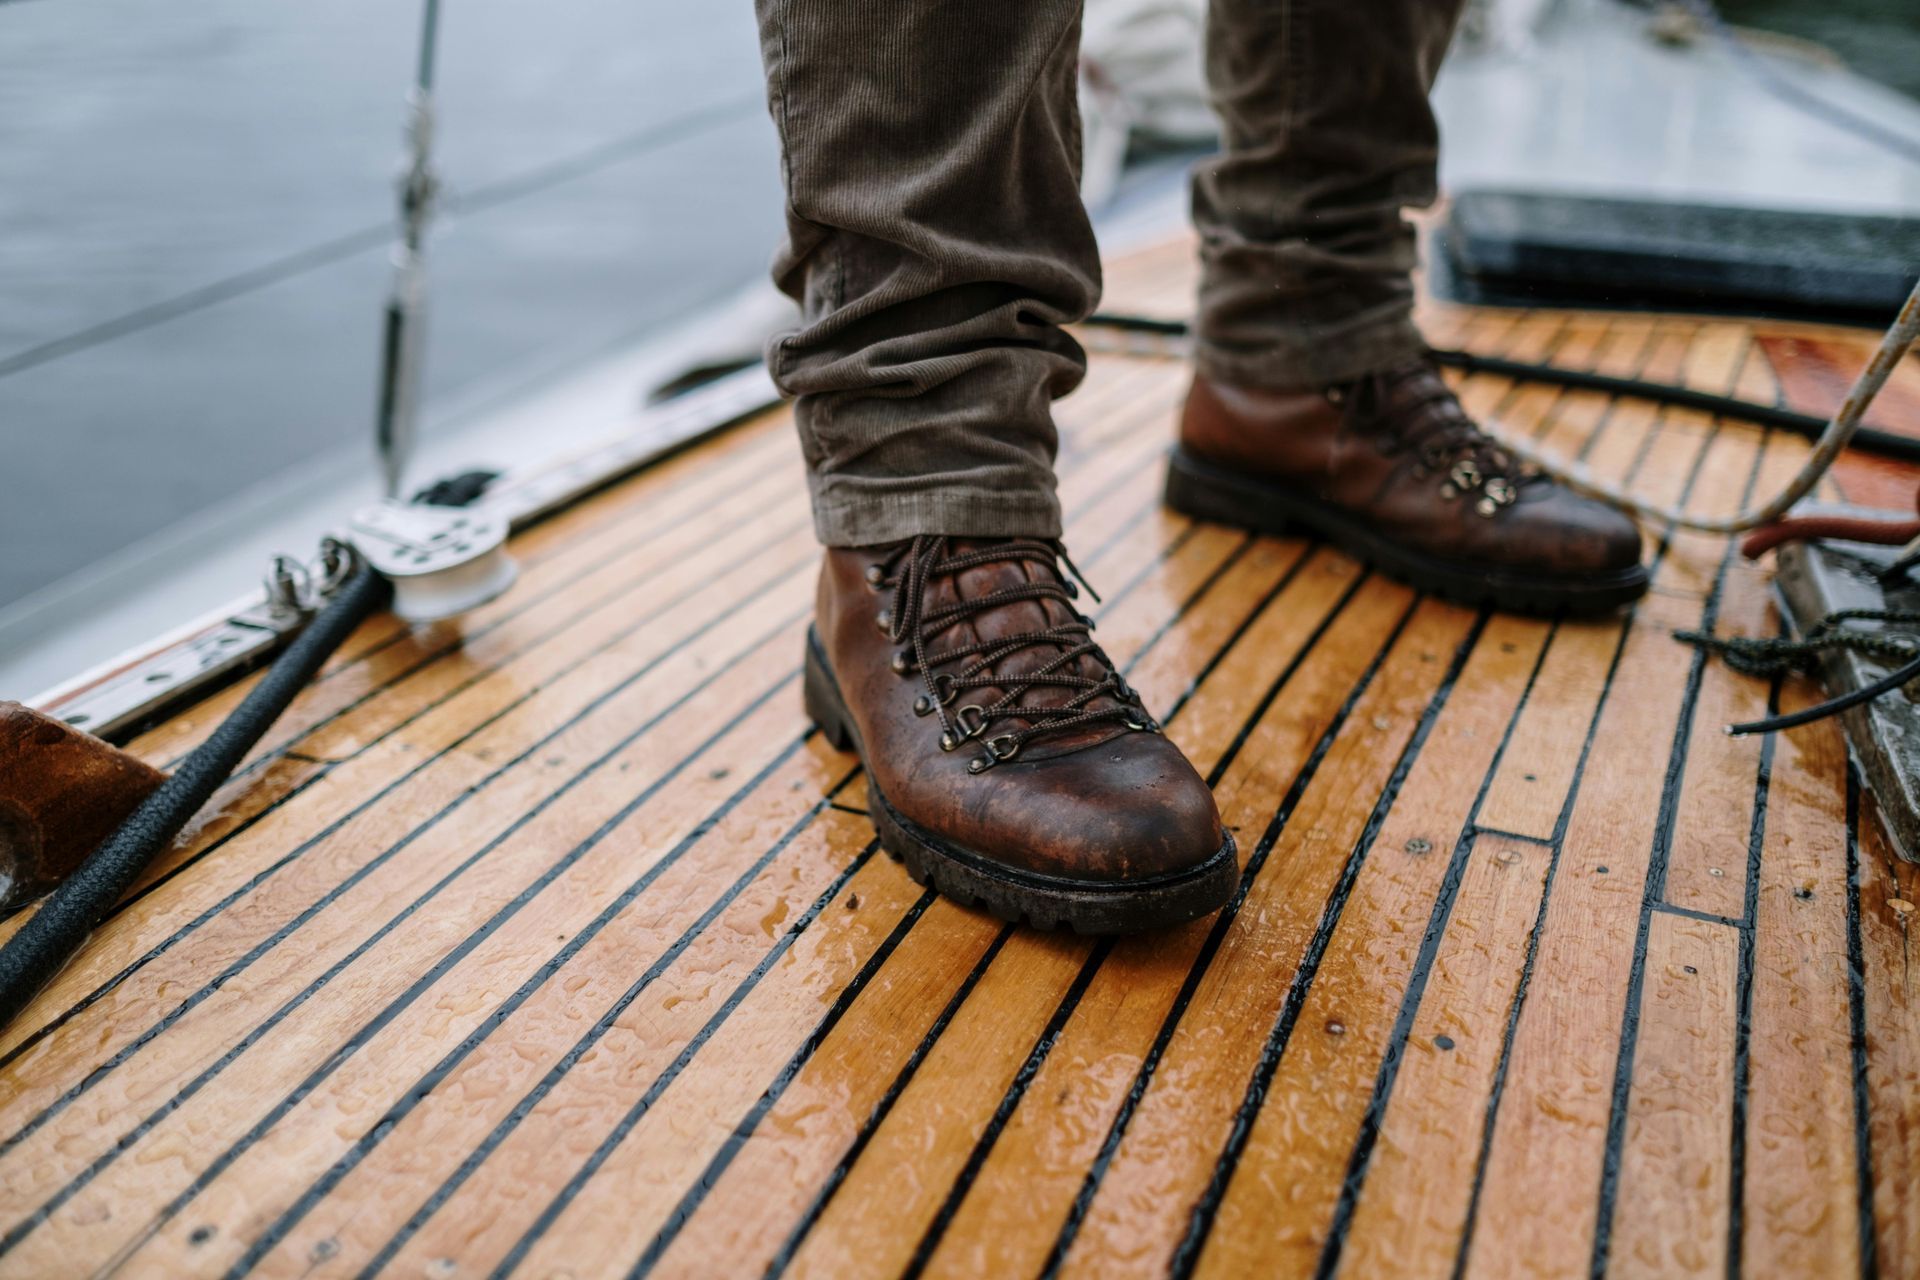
[{"x1": 2, "y1": 237, "x2": 1918, "y2": 1279}]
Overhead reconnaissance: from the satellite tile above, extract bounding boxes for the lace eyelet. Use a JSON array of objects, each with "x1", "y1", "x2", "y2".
[
  {"x1": 864, "y1": 564, "x2": 886, "y2": 588},
  {"x1": 968, "y1": 734, "x2": 1021, "y2": 772},
  {"x1": 940, "y1": 703, "x2": 987, "y2": 748},
  {"x1": 1476, "y1": 475, "x2": 1518, "y2": 519},
  {"x1": 890, "y1": 650, "x2": 912, "y2": 676},
  {"x1": 875, "y1": 610, "x2": 893, "y2": 635}
]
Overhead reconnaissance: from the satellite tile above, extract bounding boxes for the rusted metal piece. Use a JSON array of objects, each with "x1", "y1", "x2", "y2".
[{"x1": 0, "y1": 701, "x2": 165, "y2": 913}]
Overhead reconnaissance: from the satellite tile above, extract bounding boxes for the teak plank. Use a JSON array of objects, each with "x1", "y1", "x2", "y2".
[
  {"x1": 916, "y1": 562, "x2": 1393, "y2": 1280},
  {"x1": 1661, "y1": 544, "x2": 1770, "y2": 922},
  {"x1": 1054, "y1": 598, "x2": 1476, "y2": 1280},
  {"x1": 771, "y1": 930, "x2": 1095, "y2": 1280},
  {"x1": 1191, "y1": 614, "x2": 1549, "y2": 1278},
  {"x1": 0, "y1": 622, "x2": 815, "y2": 1275},
  {"x1": 1742, "y1": 680, "x2": 1862, "y2": 1278},
  {"x1": 1857, "y1": 793, "x2": 1920, "y2": 1279},
  {"x1": 1462, "y1": 592, "x2": 1716, "y2": 1280},
  {"x1": 205, "y1": 419, "x2": 1218, "y2": 1278},
  {"x1": 0, "y1": 552, "x2": 819, "y2": 1076},
  {"x1": 1605, "y1": 911, "x2": 1740, "y2": 1279},
  {"x1": 1333, "y1": 834, "x2": 1555, "y2": 1280},
  {"x1": 106, "y1": 704, "x2": 848, "y2": 1278}
]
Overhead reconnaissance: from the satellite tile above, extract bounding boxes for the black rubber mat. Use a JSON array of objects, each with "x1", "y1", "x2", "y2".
[{"x1": 1436, "y1": 188, "x2": 1920, "y2": 321}]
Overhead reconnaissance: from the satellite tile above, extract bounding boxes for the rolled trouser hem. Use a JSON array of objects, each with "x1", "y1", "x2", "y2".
[
  {"x1": 812, "y1": 488, "x2": 1064, "y2": 548},
  {"x1": 1194, "y1": 316, "x2": 1428, "y2": 393}
]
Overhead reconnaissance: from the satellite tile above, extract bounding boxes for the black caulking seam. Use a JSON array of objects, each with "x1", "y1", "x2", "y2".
[
  {"x1": 1450, "y1": 613, "x2": 1636, "y2": 1280},
  {"x1": 1038, "y1": 594, "x2": 1419, "y2": 1279},
  {"x1": 352, "y1": 811, "x2": 875, "y2": 1280},
  {"x1": 1844, "y1": 768, "x2": 1880, "y2": 1279},
  {"x1": 763, "y1": 530, "x2": 1284, "y2": 1277},
  {"x1": 893, "y1": 941, "x2": 1112, "y2": 1280},
  {"x1": 1169, "y1": 610, "x2": 1489, "y2": 1278},
  {"x1": 483, "y1": 862, "x2": 907, "y2": 1280},
  {"x1": 0, "y1": 658, "x2": 805, "y2": 1256},
  {"x1": 1726, "y1": 674, "x2": 1779, "y2": 1280},
  {"x1": 1651, "y1": 902, "x2": 1744, "y2": 929},
  {"x1": 1311, "y1": 618, "x2": 1561, "y2": 1280},
  {"x1": 1589, "y1": 423, "x2": 1760, "y2": 1279},
  {"x1": 217, "y1": 743, "x2": 858, "y2": 1276},
  {"x1": 643, "y1": 925, "x2": 1015, "y2": 1279},
  {"x1": 1466, "y1": 825, "x2": 1557, "y2": 847},
  {"x1": 339, "y1": 476, "x2": 1204, "y2": 1274}
]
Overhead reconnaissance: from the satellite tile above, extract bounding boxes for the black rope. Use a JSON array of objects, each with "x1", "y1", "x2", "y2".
[
  {"x1": 1676, "y1": 610, "x2": 1920, "y2": 735},
  {"x1": 0, "y1": 563, "x2": 392, "y2": 1031},
  {"x1": 1080, "y1": 312, "x2": 1920, "y2": 466}
]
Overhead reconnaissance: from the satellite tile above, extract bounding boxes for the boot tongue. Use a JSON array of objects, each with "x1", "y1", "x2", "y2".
[{"x1": 928, "y1": 539, "x2": 1125, "y2": 724}]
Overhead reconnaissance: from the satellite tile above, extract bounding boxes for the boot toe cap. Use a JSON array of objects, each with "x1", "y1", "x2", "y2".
[
  {"x1": 1506, "y1": 490, "x2": 1644, "y2": 576},
  {"x1": 963, "y1": 733, "x2": 1230, "y2": 885}
]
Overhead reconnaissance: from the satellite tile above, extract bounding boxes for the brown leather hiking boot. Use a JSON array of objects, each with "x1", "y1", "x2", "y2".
[
  {"x1": 1168, "y1": 360, "x2": 1648, "y2": 614},
  {"x1": 803, "y1": 536, "x2": 1237, "y2": 934}
]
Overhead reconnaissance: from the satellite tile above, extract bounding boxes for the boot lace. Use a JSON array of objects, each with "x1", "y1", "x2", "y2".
[
  {"x1": 1332, "y1": 359, "x2": 1546, "y2": 518},
  {"x1": 873, "y1": 536, "x2": 1155, "y2": 774}
]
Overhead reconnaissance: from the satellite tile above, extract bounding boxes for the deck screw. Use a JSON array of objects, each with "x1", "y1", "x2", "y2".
[{"x1": 1404, "y1": 838, "x2": 1433, "y2": 855}]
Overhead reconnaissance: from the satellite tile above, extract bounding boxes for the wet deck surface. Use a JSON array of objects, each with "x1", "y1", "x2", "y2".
[{"x1": 2, "y1": 237, "x2": 1918, "y2": 1278}]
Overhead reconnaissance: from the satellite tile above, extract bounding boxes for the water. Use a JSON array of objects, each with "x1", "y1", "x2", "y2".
[
  {"x1": 1721, "y1": 0, "x2": 1920, "y2": 101},
  {"x1": 0, "y1": 1, "x2": 783, "y2": 614}
]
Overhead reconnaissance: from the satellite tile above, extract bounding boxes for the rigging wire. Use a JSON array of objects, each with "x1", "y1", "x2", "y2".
[
  {"x1": 1673, "y1": 0, "x2": 1920, "y2": 168},
  {"x1": 0, "y1": 94, "x2": 762, "y2": 382}
]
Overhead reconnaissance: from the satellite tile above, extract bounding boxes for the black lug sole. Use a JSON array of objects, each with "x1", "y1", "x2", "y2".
[
  {"x1": 802, "y1": 629, "x2": 1238, "y2": 936},
  {"x1": 1164, "y1": 446, "x2": 1649, "y2": 616}
]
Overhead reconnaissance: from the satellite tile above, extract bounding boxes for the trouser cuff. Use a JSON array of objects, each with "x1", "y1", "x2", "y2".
[
  {"x1": 1194, "y1": 315, "x2": 1428, "y2": 392},
  {"x1": 810, "y1": 484, "x2": 1064, "y2": 548}
]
